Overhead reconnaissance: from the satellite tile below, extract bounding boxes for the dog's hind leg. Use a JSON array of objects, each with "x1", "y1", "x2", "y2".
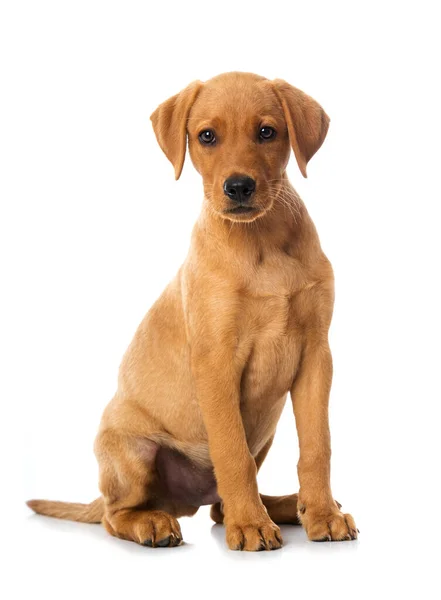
[
  {"x1": 260, "y1": 494, "x2": 300, "y2": 524},
  {"x1": 95, "y1": 429, "x2": 184, "y2": 547},
  {"x1": 211, "y1": 493, "x2": 300, "y2": 525}
]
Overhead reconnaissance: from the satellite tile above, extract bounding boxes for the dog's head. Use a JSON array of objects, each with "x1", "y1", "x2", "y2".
[{"x1": 151, "y1": 72, "x2": 329, "y2": 222}]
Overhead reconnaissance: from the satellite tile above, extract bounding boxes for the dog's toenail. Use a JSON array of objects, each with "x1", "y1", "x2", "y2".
[
  {"x1": 156, "y1": 536, "x2": 171, "y2": 547},
  {"x1": 142, "y1": 539, "x2": 153, "y2": 547}
]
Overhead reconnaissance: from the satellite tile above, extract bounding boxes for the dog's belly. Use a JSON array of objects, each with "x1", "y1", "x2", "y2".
[{"x1": 155, "y1": 445, "x2": 220, "y2": 506}]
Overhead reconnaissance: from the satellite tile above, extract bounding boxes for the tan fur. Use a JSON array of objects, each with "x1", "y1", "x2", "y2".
[
  {"x1": 27, "y1": 72, "x2": 357, "y2": 550},
  {"x1": 26, "y1": 498, "x2": 103, "y2": 523}
]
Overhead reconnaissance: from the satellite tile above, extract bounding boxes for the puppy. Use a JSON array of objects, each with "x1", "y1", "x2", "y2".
[{"x1": 28, "y1": 72, "x2": 357, "y2": 551}]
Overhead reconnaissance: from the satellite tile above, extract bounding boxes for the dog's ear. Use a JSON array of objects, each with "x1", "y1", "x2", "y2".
[
  {"x1": 150, "y1": 81, "x2": 203, "y2": 180},
  {"x1": 272, "y1": 80, "x2": 330, "y2": 178}
]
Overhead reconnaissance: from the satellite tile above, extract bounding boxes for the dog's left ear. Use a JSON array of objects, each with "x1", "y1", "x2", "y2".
[
  {"x1": 272, "y1": 79, "x2": 330, "y2": 178},
  {"x1": 150, "y1": 81, "x2": 203, "y2": 180}
]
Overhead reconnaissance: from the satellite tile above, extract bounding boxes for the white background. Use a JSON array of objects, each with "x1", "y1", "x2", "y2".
[{"x1": 2, "y1": 1, "x2": 440, "y2": 598}]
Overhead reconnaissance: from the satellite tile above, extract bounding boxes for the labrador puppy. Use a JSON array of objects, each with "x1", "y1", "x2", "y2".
[{"x1": 28, "y1": 72, "x2": 357, "y2": 551}]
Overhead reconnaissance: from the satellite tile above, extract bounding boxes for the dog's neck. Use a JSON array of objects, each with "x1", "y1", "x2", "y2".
[{"x1": 195, "y1": 177, "x2": 322, "y2": 269}]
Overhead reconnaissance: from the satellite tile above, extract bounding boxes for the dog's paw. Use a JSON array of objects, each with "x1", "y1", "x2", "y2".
[
  {"x1": 226, "y1": 520, "x2": 283, "y2": 551},
  {"x1": 298, "y1": 502, "x2": 357, "y2": 542},
  {"x1": 137, "y1": 511, "x2": 183, "y2": 548}
]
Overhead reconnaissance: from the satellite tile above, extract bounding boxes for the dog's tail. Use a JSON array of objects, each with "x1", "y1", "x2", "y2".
[{"x1": 26, "y1": 496, "x2": 104, "y2": 523}]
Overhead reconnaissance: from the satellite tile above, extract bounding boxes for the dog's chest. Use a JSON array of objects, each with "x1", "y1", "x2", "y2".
[
  {"x1": 236, "y1": 254, "x2": 310, "y2": 448},
  {"x1": 239, "y1": 291, "x2": 302, "y2": 396}
]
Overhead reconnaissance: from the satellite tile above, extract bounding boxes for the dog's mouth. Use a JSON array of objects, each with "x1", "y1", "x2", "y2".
[{"x1": 224, "y1": 205, "x2": 256, "y2": 215}]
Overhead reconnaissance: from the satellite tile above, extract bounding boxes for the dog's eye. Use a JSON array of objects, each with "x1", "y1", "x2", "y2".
[
  {"x1": 259, "y1": 126, "x2": 276, "y2": 141},
  {"x1": 198, "y1": 129, "x2": 216, "y2": 145}
]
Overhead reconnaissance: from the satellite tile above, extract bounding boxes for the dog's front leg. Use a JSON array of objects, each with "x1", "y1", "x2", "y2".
[
  {"x1": 291, "y1": 339, "x2": 357, "y2": 541},
  {"x1": 192, "y1": 352, "x2": 282, "y2": 551}
]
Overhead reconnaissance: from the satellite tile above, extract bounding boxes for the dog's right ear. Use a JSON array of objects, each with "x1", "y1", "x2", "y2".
[{"x1": 150, "y1": 81, "x2": 203, "y2": 180}]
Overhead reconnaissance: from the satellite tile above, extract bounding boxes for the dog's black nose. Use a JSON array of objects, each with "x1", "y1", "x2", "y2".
[{"x1": 223, "y1": 176, "x2": 256, "y2": 203}]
